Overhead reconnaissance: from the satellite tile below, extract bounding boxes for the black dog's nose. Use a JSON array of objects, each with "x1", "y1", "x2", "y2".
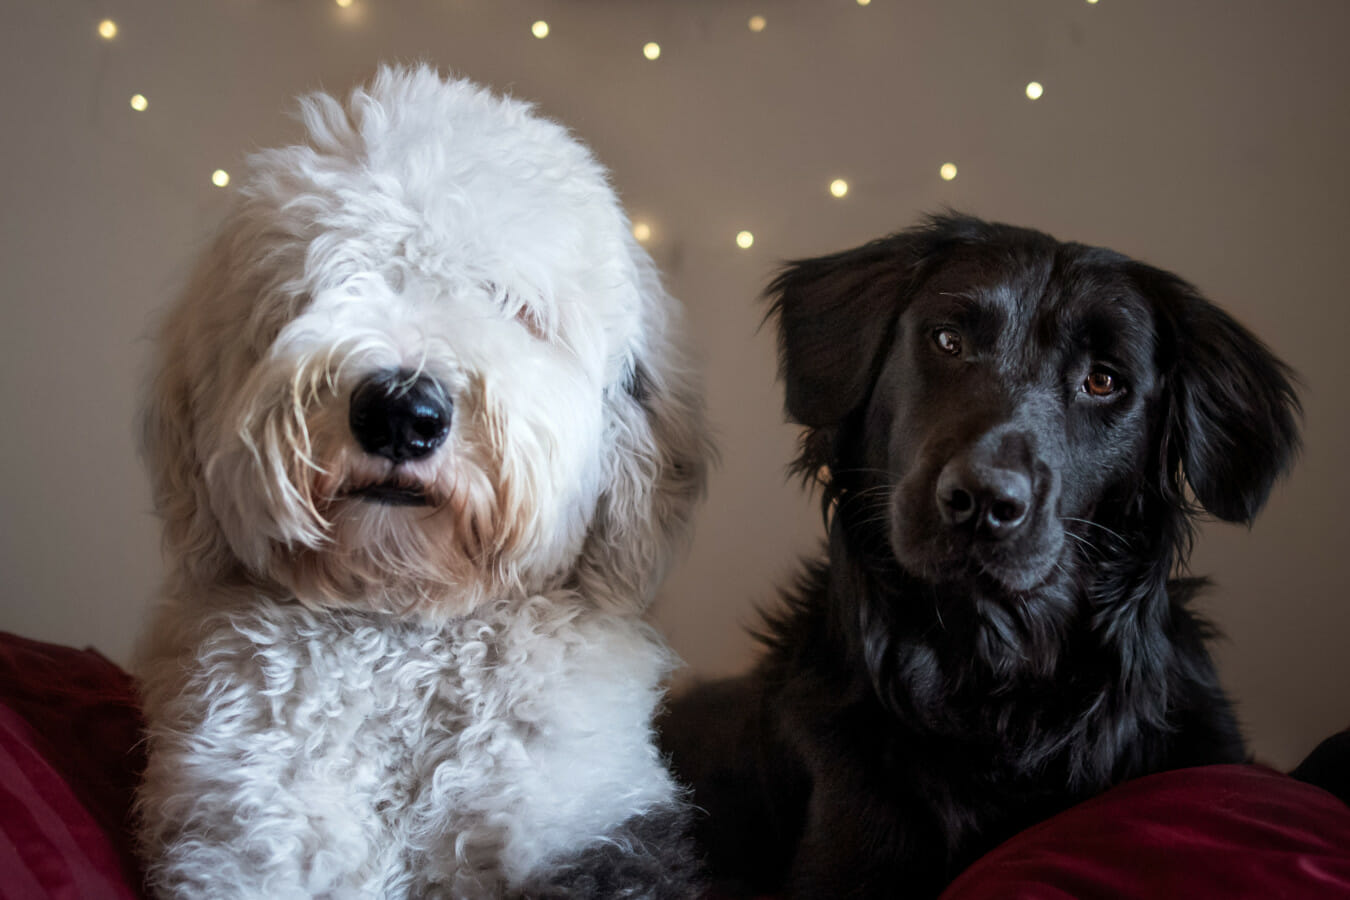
[
  {"x1": 349, "y1": 369, "x2": 452, "y2": 463},
  {"x1": 936, "y1": 460, "x2": 1031, "y2": 539}
]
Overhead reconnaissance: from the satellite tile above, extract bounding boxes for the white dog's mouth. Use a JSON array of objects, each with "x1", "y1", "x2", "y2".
[{"x1": 345, "y1": 481, "x2": 434, "y2": 507}]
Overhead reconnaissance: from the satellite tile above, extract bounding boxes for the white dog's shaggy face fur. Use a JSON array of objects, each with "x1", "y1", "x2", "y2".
[{"x1": 135, "y1": 67, "x2": 709, "y2": 898}]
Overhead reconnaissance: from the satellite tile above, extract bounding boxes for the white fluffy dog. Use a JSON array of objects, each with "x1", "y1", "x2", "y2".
[{"x1": 134, "y1": 66, "x2": 710, "y2": 899}]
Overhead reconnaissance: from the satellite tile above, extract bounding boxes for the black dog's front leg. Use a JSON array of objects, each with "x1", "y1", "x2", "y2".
[
  {"x1": 515, "y1": 806, "x2": 704, "y2": 900},
  {"x1": 787, "y1": 774, "x2": 950, "y2": 900},
  {"x1": 659, "y1": 675, "x2": 811, "y2": 897}
]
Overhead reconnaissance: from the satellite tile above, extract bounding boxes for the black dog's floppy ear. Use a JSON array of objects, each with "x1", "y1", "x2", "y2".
[
  {"x1": 1137, "y1": 264, "x2": 1302, "y2": 523},
  {"x1": 766, "y1": 235, "x2": 914, "y2": 428}
]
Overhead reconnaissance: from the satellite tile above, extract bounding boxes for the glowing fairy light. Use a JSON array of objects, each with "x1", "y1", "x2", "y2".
[
  {"x1": 643, "y1": 42, "x2": 661, "y2": 60},
  {"x1": 939, "y1": 162, "x2": 958, "y2": 181},
  {"x1": 532, "y1": 20, "x2": 550, "y2": 39},
  {"x1": 98, "y1": 19, "x2": 117, "y2": 39},
  {"x1": 633, "y1": 222, "x2": 652, "y2": 243},
  {"x1": 129, "y1": 94, "x2": 148, "y2": 112},
  {"x1": 829, "y1": 179, "x2": 849, "y2": 198},
  {"x1": 335, "y1": 0, "x2": 353, "y2": 8},
  {"x1": 736, "y1": 230, "x2": 755, "y2": 249},
  {"x1": 1025, "y1": 81, "x2": 1044, "y2": 100},
  {"x1": 748, "y1": 15, "x2": 767, "y2": 32},
  {"x1": 211, "y1": 170, "x2": 231, "y2": 187}
]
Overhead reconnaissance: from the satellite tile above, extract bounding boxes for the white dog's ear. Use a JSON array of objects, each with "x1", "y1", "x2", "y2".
[
  {"x1": 141, "y1": 251, "x2": 239, "y2": 592},
  {"x1": 571, "y1": 243, "x2": 712, "y2": 613}
]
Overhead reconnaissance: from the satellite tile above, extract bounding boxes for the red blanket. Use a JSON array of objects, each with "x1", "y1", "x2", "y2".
[{"x1": 1, "y1": 630, "x2": 1347, "y2": 899}]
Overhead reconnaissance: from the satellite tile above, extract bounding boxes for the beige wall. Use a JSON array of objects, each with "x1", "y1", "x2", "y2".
[{"x1": 1, "y1": 0, "x2": 1346, "y2": 769}]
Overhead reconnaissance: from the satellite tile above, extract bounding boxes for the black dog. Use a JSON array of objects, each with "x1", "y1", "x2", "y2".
[{"x1": 661, "y1": 214, "x2": 1301, "y2": 898}]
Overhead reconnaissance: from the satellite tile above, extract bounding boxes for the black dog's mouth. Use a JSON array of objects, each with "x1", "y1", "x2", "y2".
[
  {"x1": 893, "y1": 518, "x2": 1066, "y2": 595},
  {"x1": 345, "y1": 482, "x2": 433, "y2": 507}
]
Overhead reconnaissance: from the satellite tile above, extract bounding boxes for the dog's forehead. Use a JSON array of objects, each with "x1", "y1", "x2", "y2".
[{"x1": 911, "y1": 242, "x2": 1155, "y2": 350}]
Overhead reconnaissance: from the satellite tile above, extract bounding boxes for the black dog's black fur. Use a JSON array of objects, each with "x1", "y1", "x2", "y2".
[{"x1": 661, "y1": 214, "x2": 1301, "y2": 898}]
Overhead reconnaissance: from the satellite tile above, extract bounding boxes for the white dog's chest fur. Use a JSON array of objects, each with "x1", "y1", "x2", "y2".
[{"x1": 139, "y1": 593, "x2": 676, "y2": 898}]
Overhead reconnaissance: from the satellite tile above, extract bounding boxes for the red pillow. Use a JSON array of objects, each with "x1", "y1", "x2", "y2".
[
  {"x1": 0, "y1": 632, "x2": 145, "y2": 899},
  {"x1": 942, "y1": 764, "x2": 1350, "y2": 899},
  {"x1": 3, "y1": 631, "x2": 1348, "y2": 900}
]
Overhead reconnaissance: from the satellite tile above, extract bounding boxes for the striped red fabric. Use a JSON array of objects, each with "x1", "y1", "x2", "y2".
[
  {"x1": 0, "y1": 633, "x2": 144, "y2": 899},
  {"x1": 0, "y1": 707, "x2": 138, "y2": 900}
]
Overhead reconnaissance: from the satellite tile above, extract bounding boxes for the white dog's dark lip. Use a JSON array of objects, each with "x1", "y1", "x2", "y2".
[{"x1": 345, "y1": 483, "x2": 433, "y2": 507}]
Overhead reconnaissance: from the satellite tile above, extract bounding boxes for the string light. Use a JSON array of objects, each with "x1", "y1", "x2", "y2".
[
  {"x1": 1025, "y1": 81, "x2": 1044, "y2": 100},
  {"x1": 93, "y1": 7, "x2": 1025, "y2": 252},
  {"x1": 1086, "y1": 0, "x2": 1099, "y2": 4}
]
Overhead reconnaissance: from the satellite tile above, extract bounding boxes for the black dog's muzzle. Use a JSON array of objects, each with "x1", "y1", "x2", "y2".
[{"x1": 934, "y1": 425, "x2": 1043, "y2": 543}]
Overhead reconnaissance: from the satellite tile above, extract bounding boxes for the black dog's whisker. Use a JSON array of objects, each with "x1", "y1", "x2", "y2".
[
  {"x1": 829, "y1": 466, "x2": 900, "y2": 480},
  {"x1": 1062, "y1": 517, "x2": 1131, "y2": 547},
  {"x1": 1061, "y1": 529, "x2": 1102, "y2": 560},
  {"x1": 831, "y1": 493, "x2": 896, "y2": 520}
]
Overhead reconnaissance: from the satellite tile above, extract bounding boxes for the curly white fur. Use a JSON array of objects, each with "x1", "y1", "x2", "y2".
[{"x1": 135, "y1": 66, "x2": 710, "y2": 899}]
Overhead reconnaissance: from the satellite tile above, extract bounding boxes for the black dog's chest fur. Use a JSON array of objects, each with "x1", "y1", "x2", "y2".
[
  {"x1": 734, "y1": 556, "x2": 1243, "y2": 896},
  {"x1": 661, "y1": 214, "x2": 1299, "y2": 898}
]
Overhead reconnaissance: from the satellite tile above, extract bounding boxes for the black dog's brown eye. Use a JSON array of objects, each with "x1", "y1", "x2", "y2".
[
  {"x1": 1083, "y1": 370, "x2": 1117, "y2": 397},
  {"x1": 934, "y1": 328, "x2": 962, "y2": 356}
]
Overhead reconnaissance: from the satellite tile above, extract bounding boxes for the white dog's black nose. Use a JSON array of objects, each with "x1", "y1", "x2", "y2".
[
  {"x1": 936, "y1": 459, "x2": 1031, "y2": 539},
  {"x1": 349, "y1": 369, "x2": 452, "y2": 463}
]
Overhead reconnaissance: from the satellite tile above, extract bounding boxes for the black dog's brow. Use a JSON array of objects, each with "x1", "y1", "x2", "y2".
[
  {"x1": 927, "y1": 291, "x2": 988, "y2": 321},
  {"x1": 919, "y1": 284, "x2": 1020, "y2": 349},
  {"x1": 1055, "y1": 293, "x2": 1156, "y2": 364},
  {"x1": 920, "y1": 273, "x2": 1156, "y2": 377},
  {"x1": 925, "y1": 286, "x2": 1003, "y2": 315},
  {"x1": 936, "y1": 290, "x2": 981, "y2": 303}
]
